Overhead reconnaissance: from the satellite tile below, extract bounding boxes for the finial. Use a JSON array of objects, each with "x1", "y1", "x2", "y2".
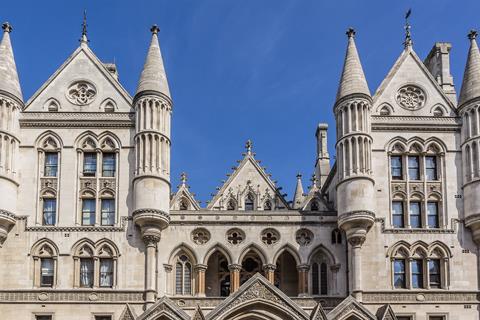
[
  {"x1": 296, "y1": 173, "x2": 302, "y2": 179},
  {"x1": 403, "y1": 8, "x2": 413, "y2": 48},
  {"x1": 150, "y1": 24, "x2": 160, "y2": 35},
  {"x1": 180, "y1": 172, "x2": 187, "y2": 186},
  {"x1": 245, "y1": 139, "x2": 253, "y2": 155},
  {"x1": 468, "y1": 29, "x2": 478, "y2": 41},
  {"x1": 80, "y1": 9, "x2": 89, "y2": 45},
  {"x1": 346, "y1": 28, "x2": 355, "y2": 38},
  {"x1": 2, "y1": 22, "x2": 12, "y2": 33},
  {"x1": 310, "y1": 174, "x2": 317, "y2": 185}
]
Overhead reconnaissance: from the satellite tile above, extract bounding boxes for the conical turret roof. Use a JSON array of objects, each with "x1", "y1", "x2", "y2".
[
  {"x1": 136, "y1": 25, "x2": 171, "y2": 99},
  {"x1": 292, "y1": 174, "x2": 305, "y2": 209},
  {"x1": 0, "y1": 22, "x2": 22, "y2": 102},
  {"x1": 459, "y1": 30, "x2": 480, "y2": 107},
  {"x1": 335, "y1": 28, "x2": 370, "y2": 102}
]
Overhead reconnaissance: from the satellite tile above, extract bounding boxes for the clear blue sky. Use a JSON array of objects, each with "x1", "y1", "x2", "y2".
[{"x1": 1, "y1": 0, "x2": 479, "y2": 205}]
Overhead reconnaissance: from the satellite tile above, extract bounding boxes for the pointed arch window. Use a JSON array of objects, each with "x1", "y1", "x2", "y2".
[
  {"x1": 32, "y1": 241, "x2": 58, "y2": 288},
  {"x1": 331, "y1": 228, "x2": 342, "y2": 244},
  {"x1": 175, "y1": 254, "x2": 192, "y2": 295},
  {"x1": 311, "y1": 201, "x2": 319, "y2": 211},
  {"x1": 263, "y1": 200, "x2": 272, "y2": 211},
  {"x1": 244, "y1": 193, "x2": 254, "y2": 211}
]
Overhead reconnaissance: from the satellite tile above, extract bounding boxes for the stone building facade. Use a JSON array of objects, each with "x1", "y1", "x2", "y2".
[{"x1": 0, "y1": 17, "x2": 479, "y2": 320}]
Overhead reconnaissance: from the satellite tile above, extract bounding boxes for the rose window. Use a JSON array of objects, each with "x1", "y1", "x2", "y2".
[
  {"x1": 295, "y1": 228, "x2": 314, "y2": 246},
  {"x1": 226, "y1": 228, "x2": 245, "y2": 245},
  {"x1": 396, "y1": 85, "x2": 426, "y2": 110},
  {"x1": 261, "y1": 228, "x2": 280, "y2": 245},
  {"x1": 191, "y1": 228, "x2": 210, "y2": 245},
  {"x1": 67, "y1": 81, "x2": 97, "y2": 105}
]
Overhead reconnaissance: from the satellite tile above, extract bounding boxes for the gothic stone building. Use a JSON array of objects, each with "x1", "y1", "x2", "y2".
[{"x1": 1, "y1": 18, "x2": 480, "y2": 320}]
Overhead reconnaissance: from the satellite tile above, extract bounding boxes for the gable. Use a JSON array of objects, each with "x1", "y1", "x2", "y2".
[
  {"x1": 372, "y1": 48, "x2": 456, "y2": 117},
  {"x1": 171, "y1": 184, "x2": 201, "y2": 210},
  {"x1": 327, "y1": 296, "x2": 377, "y2": 320},
  {"x1": 136, "y1": 297, "x2": 190, "y2": 320},
  {"x1": 25, "y1": 46, "x2": 132, "y2": 112},
  {"x1": 207, "y1": 150, "x2": 289, "y2": 210}
]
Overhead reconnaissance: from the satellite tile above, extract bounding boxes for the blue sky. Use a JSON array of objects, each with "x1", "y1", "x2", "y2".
[{"x1": 1, "y1": 0, "x2": 479, "y2": 205}]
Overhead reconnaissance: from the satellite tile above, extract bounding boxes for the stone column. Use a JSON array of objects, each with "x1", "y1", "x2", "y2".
[
  {"x1": 143, "y1": 235, "x2": 160, "y2": 307},
  {"x1": 263, "y1": 264, "x2": 276, "y2": 284},
  {"x1": 349, "y1": 236, "x2": 365, "y2": 301},
  {"x1": 229, "y1": 264, "x2": 242, "y2": 294},
  {"x1": 297, "y1": 264, "x2": 310, "y2": 297},
  {"x1": 195, "y1": 264, "x2": 207, "y2": 297}
]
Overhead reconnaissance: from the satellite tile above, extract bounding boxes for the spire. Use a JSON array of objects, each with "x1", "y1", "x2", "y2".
[
  {"x1": 292, "y1": 173, "x2": 305, "y2": 209},
  {"x1": 80, "y1": 10, "x2": 89, "y2": 46},
  {"x1": 403, "y1": 9, "x2": 413, "y2": 49},
  {"x1": 135, "y1": 24, "x2": 171, "y2": 99},
  {"x1": 335, "y1": 28, "x2": 370, "y2": 102},
  {"x1": 180, "y1": 172, "x2": 187, "y2": 187},
  {"x1": 0, "y1": 22, "x2": 23, "y2": 102},
  {"x1": 459, "y1": 30, "x2": 480, "y2": 107},
  {"x1": 245, "y1": 139, "x2": 253, "y2": 155}
]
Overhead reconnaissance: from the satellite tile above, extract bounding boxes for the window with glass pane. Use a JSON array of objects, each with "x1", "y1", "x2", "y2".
[
  {"x1": 184, "y1": 262, "x2": 192, "y2": 294},
  {"x1": 320, "y1": 263, "x2": 328, "y2": 295},
  {"x1": 391, "y1": 156, "x2": 403, "y2": 180},
  {"x1": 244, "y1": 194, "x2": 254, "y2": 210},
  {"x1": 80, "y1": 258, "x2": 94, "y2": 287},
  {"x1": 101, "y1": 199, "x2": 115, "y2": 226},
  {"x1": 411, "y1": 259, "x2": 424, "y2": 288},
  {"x1": 102, "y1": 153, "x2": 116, "y2": 177},
  {"x1": 393, "y1": 259, "x2": 406, "y2": 288},
  {"x1": 44, "y1": 153, "x2": 58, "y2": 177},
  {"x1": 82, "y1": 199, "x2": 96, "y2": 226},
  {"x1": 312, "y1": 263, "x2": 319, "y2": 295},
  {"x1": 427, "y1": 202, "x2": 439, "y2": 228},
  {"x1": 99, "y1": 259, "x2": 114, "y2": 287},
  {"x1": 35, "y1": 316, "x2": 52, "y2": 320},
  {"x1": 429, "y1": 259, "x2": 441, "y2": 288},
  {"x1": 40, "y1": 258, "x2": 54, "y2": 287},
  {"x1": 175, "y1": 262, "x2": 183, "y2": 294},
  {"x1": 392, "y1": 201, "x2": 404, "y2": 228},
  {"x1": 409, "y1": 202, "x2": 421, "y2": 228},
  {"x1": 425, "y1": 156, "x2": 437, "y2": 180},
  {"x1": 42, "y1": 198, "x2": 56, "y2": 226},
  {"x1": 95, "y1": 317, "x2": 112, "y2": 320},
  {"x1": 408, "y1": 156, "x2": 420, "y2": 180},
  {"x1": 83, "y1": 152, "x2": 97, "y2": 176}
]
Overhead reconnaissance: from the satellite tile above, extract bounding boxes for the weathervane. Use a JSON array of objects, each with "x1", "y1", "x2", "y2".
[
  {"x1": 404, "y1": 8, "x2": 412, "y2": 48},
  {"x1": 80, "y1": 9, "x2": 89, "y2": 44}
]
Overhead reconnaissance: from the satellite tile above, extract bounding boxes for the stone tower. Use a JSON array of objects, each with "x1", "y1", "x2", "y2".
[
  {"x1": 334, "y1": 28, "x2": 375, "y2": 299},
  {"x1": 132, "y1": 25, "x2": 172, "y2": 306},
  {"x1": 459, "y1": 30, "x2": 480, "y2": 244},
  {"x1": 0, "y1": 22, "x2": 22, "y2": 242}
]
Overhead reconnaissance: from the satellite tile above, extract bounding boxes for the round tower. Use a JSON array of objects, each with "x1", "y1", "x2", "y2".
[
  {"x1": 133, "y1": 25, "x2": 172, "y2": 306},
  {"x1": 459, "y1": 30, "x2": 480, "y2": 244},
  {"x1": 0, "y1": 22, "x2": 22, "y2": 242},
  {"x1": 334, "y1": 28, "x2": 375, "y2": 298}
]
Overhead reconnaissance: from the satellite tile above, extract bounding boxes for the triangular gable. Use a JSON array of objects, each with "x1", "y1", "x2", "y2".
[
  {"x1": 136, "y1": 296, "x2": 190, "y2": 320},
  {"x1": 375, "y1": 304, "x2": 397, "y2": 320},
  {"x1": 25, "y1": 45, "x2": 132, "y2": 112},
  {"x1": 207, "y1": 147, "x2": 289, "y2": 210},
  {"x1": 310, "y1": 302, "x2": 327, "y2": 320},
  {"x1": 206, "y1": 273, "x2": 309, "y2": 320},
  {"x1": 372, "y1": 47, "x2": 456, "y2": 117},
  {"x1": 192, "y1": 305, "x2": 206, "y2": 320},
  {"x1": 119, "y1": 304, "x2": 137, "y2": 320},
  {"x1": 300, "y1": 182, "x2": 331, "y2": 212},
  {"x1": 327, "y1": 295, "x2": 377, "y2": 320},
  {"x1": 171, "y1": 175, "x2": 201, "y2": 210}
]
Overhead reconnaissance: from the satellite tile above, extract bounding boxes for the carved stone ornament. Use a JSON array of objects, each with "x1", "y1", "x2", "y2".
[
  {"x1": 191, "y1": 228, "x2": 211, "y2": 245},
  {"x1": 226, "y1": 228, "x2": 245, "y2": 245},
  {"x1": 395, "y1": 85, "x2": 426, "y2": 110},
  {"x1": 261, "y1": 228, "x2": 280, "y2": 245},
  {"x1": 295, "y1": 228, "x2": 314, "y2": 246},
  {"x1": 66, "y1": 81, "x2": 97, "y2": 105}
]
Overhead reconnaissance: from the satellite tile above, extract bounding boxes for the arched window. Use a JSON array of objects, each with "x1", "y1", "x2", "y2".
[
  {"x1": 320, "y1": 263, "x2": 328, "y2": 295},
  {"x1": 380, "y1": 106, "x2": 391, "y2": 116},
  {"x1": 433, "y1": 107, "x2": 444, "y2": 117},
  {"x1": 31, "y1": 240, "x2": 58, "y2": 288},
  {"x1": 175, "y1": 254, "x2": 192, "y2": 295},
  {"x1": 179, "y1": 198, "x2": 189, "y2": 210},
  {"x1": 97, "y1": 244, "x2": 116, "y2": 288},
  {"x1": 309, "y1": 248, "x2": 331, "y2": 296},
  {"x1": 263, "y1": 200, "x2": 272, "y2": 211},
  {"x1": 244, "y1": 193, "x2": 254, "y2": 211},
  {"x1": 331, "y1": 229, "x2": 342, "y2": 244},
  {"x1": 78, "y1": 245, "x2": 94, "y2": 288}
]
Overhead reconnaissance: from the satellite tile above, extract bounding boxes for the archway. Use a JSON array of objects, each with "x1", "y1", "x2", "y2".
[
  {"x1": 220, "y1": 301, "x2": 301, "y2": 320},
  {"x1": 205, "y1": 250, "x2": 231, "y2": 297},
  {"x1": 275, "y1": 251, "x2": 298, "y2": 296},
  {"x1": 240, "y1": 251, "x2": 263, "y2": 285}
]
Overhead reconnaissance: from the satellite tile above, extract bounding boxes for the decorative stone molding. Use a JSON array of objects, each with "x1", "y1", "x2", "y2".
[
  {"x1": 0, "y1": 209, "x2": 16, "y2": 242},
  {"x1": 395, "y1": 85, "x2": 426, "y2": 110},
  {"x1": 295, "y1": 228, "x2": 314, "y2": 246},
  {"x1": 376, "y1": 218, "x2": 456, "y2": 234},
  {"x1": 191, "y1": 228, "x2": 211, "y2": 245},
  {"x1": 24, "y1": 216, "x2": 129, "y2": 232},
  {"x1": 362, "y1": 291, "x2": 479, "y2": 303},
  {"x1": 20, "y1": 112, "x2": 135, "y2": 128},
  {"x1": 66, "y1": 81, "x2": 97, "y2": 105},
  {"x1": 0, "y1": 290, "x2": 144, "y2": 303},
  {"x1": 260, "y1": 228, "x2": 280, "y2": 245}
]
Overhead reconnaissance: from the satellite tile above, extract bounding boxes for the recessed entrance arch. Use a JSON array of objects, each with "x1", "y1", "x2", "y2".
[{"x1": 219, "y1": 300, "x2": 302, "y2": 320}]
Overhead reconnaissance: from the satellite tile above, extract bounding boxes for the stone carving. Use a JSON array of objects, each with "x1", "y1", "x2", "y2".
[
  {"x1": 67, "y1": 81, "x2": 97, "y2": 105},
  {"x1": 191, "y1": 228, "x2": 210, "y2": 245},
  {"x1": 226, "y1": 228, "x2": 245, "y2": 245},
  {"x1": 261, "y1": 228, "x2": 280, "y2": 245},
  {"x1": 295, "y1": 228, "x2": 314, "y2": 246},
  {"x1": 396, "y1": 85, "x2": 426, "y2": 110}
]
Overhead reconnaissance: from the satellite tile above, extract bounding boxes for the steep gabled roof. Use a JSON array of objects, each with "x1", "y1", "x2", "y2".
[
  {"x1": 372, "y1": 46, "x2": 456, "y2": 114},
  {"x1": 459, "y1": 30, "x2": 480, "y2": 108},
  {"x1": 192, "y1": 305, "x2": 206, "y2": 320},
  {"x1": 206, "y1": 273, "x2": 309, "y2": 320},
  {"x1": 25, "y1": 43, "x2": 132, "y2": 110},
  {"x1": 170, "y1": 173, "x2": 201, "y2": 210},
  {"x1": 207, "y1": 142, "x2": 289, "y2": 210},
  {"x1": 310, "y1": 302, "x2": 327, "y2": 320},
  {"x1": 327, "y1": 295, "x2": 377, "y2": 320},
  {"x1": 119, "y1": 304, "x2": 137, "y2": 320},
  {"x1": 300, "y1": 176, "x2": 331, "y2": 211},
  {"x1": 0, "y1": 22, "x2": 22, "y2": 102},
  {"x1": 375, "y1": 304, "x2": 397, "y2": 320},
  {"x1": 136, "y1": 296, "x2": 190, "y2": 320}
]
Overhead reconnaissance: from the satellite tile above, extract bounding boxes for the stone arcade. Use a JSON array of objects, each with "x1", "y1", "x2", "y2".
[{"x1": 0, "y1": 16, "x2": 480, "y2": 320}]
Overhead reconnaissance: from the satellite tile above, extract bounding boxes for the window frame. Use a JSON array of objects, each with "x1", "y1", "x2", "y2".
[
  {"x1": 408, "y1": 155, "x2": 421, "y2": 180},
  {"x1": 83, "y1": 152, "x2": 97, "y2": 177},
  {"x1": 99, "y1": 258, "x2": 114, "y2": 288},
  {"x1": 392, "y1": 201, "x2": 405, "y2": 228},
  {"x1": 409, "y1": 201, "x2": 422, "y2": 228},
  {"x1": 79, "y1": 258, "x2": 95, "y2": 288},
  {"x1": 100, "y1": 198, "x2": 115, "y2": 226},
  {"x1": 42, "y1": 198, "x2": 57, "y2": 226},
  {"x1": 82, "y1": 198, "x2": 96, "y2": 226},
  {"x1": 393, "y1": 258, "x2": 406, "y2": 289},
  {"x1": 40, "y1": 258, "x2": 55, "y2": 287},
  {"x1": 411, "y1": 259, "x2": 424, "y2": 289},
  {"x1": 101, "y1": 152, "x2": 116, "y2": 177},
  {"x1": 425, "y1": 156, "x2": 438, "y2": 181},
  {"x1": 390, "y1": 155, "x2": 403, "y2": 180},
  {"x1": 427, "y1": 201, "x2": 439, "y2": 228},
  {"x1": 44, "y1": 152, "x2": 59, "y2": 177}
]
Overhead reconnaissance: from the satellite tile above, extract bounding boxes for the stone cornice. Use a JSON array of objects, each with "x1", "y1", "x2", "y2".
[
  {"x1": 0, "y1": 290, "x2": 144, "y2": 303},
  {"x1": 362, "y1": 291, "x2": 480, "y2": 304},
  {"x1": 17, "y1": 216, "x2": 129, "y2": 233},
  {"x1": 376, "y1": 217, "x2": 458, "y2": 234},
  {"x1": 19, "y1": 112, "x2": 135, "y2": 128},
  {"x1": 372, "y1": 115, "x2": 461, "y2": 132}
]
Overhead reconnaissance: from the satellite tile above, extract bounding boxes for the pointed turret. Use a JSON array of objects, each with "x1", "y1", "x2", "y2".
[
  {"x1": 335, "y1": 28, "x2": 370, "y2": 102},
  {"x1": 459, "y1": 30, "x2": 480, "y2": 108},
  {"x1": 0, "y1": 22, "x2": 22, "y2": 102},
  {"x1": 292, "y1": 174, "x2": 305, "y2": 209},
  {"x1": 135, "y1": 25, "x2": 171, "y2": 99}
]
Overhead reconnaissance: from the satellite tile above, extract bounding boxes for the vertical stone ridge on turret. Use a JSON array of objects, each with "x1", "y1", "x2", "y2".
[
  {"x1": 459, "y1": 30, "x2": 480, "y2": 244},
  {"x1": 132, "y1": 24, "x2": 172, "y2": 307},
  {"x1": 334, "y1": 28, "x2": 375, "y2": 301},
  {"x1": 0, "y1": 22, "x2": 22, "y2": 243}
]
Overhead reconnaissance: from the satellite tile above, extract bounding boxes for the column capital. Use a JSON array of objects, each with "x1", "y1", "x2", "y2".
[
  {"x1": 297, "y1": 264, "x2": 310, "y2": 272},
  {"x1": 348, "y1": 236, "x2": 366, "y2": 248},
  {"x1": 194, "y1": 264, "x2": 208, "y2": 272},
  {"x1": 262, "y1": 263, "x2": 276, "y2": 272},
  {"x1": 228, "y1": 263, "x2": 242, "y2": 272},
  {"x1": 143, "y1": 234, "x2": 160, "y2": 247}
]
